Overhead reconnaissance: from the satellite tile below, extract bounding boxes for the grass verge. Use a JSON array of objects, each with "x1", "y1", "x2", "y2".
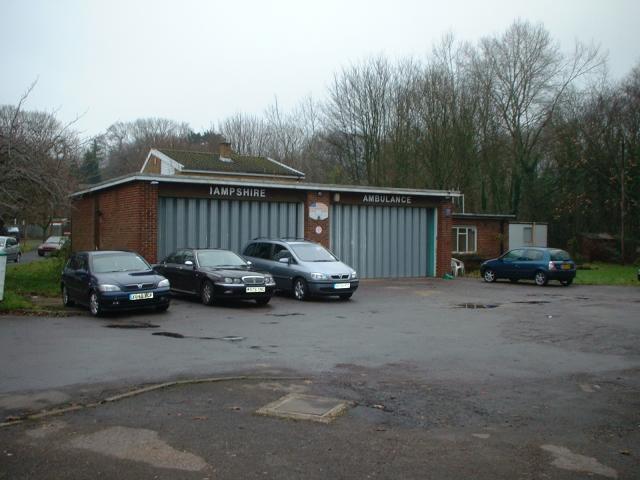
[
  {"x1": 20, "y1": 239, "x2": 41, "y2": 254},
  {"x1": 574, "y1": 263, "x2": 639, "y2": 286},
  {"x1": 1, "y1": 257, "x2": 65, "y2": 312}
]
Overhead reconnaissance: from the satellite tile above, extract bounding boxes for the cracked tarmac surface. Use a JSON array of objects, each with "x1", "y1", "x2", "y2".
[{"x1": 0, "y1": 278, "x2": 639, "y2": 478}]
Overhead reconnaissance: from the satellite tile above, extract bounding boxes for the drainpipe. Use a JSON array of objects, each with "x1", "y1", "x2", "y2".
[{"x1": 532, "y1": 222, "x2": 536, "y2": 246}]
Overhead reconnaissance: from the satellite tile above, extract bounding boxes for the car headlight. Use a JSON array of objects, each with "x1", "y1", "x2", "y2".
[
  {"x1": 310, "y1": 272, "x2": 328, "y2": 280},
  {"x1": 351, "y1": 271, "x2": 357, "y2": 279},
  {"x1": 158, "y1": 279, "x2": 170, "y2": 288},
  {"x1": 264, "y1": 275, "x2": 274, "y2": 284},
  {"x1": 224, "y1": 277, "x2": 233, "y2": 284},
  {"x1": 97, "y1": 284, "x2": 120, "y2": 292}
]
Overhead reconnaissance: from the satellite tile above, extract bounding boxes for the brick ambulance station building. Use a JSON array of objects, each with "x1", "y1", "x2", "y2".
[{"x1": 70, "y1": 145, "x2": 462, "y2": 278}]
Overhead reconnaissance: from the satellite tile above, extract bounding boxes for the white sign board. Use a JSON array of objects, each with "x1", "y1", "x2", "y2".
[{"x1": 0, "y1": 254, "x2": 6, "y2": 302}]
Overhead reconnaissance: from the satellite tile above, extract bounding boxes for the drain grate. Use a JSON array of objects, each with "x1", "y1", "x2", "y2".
[
  {"x1": 456, "y1": 303, "x2": 500, "y2": 309},
  {"x1": 256, "y1": 394, "x2": 351, "y2": 423}
]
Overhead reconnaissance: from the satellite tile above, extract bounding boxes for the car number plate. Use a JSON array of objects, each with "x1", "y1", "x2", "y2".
[
  {"x1": 246, "y1": 286, "x2": 266, "y2": 293},
  {"x1": 129, "y1": 292, "x2": 154, "y2": 301},
  {"x1": 334, "y1": 283, "x2": 351, "y2": 289},
  {"x1": 561, "y1": 264, "x2": 571, "y2": 270}
]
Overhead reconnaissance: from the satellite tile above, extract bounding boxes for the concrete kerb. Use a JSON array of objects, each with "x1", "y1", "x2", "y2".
[{"x1": 0, "y1": 375, "x2": 308, "y2": 428}]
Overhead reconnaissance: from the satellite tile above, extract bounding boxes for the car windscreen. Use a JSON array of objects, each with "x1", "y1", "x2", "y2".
[
  {"x1": 290, "y1": 243, "x2": 336, "y2": 262},
  {"x1": 197, "y1": 250, "x2": 247, "y2": 268},
  {"x1": 45, "y1": 236, "x2": 62, "y2": 244},
  {"x1": 550, "y1": 249, "x2": 571, "y2": 261},
  {"x1": 91, "y1": 253, "x2": 151, "y2": 273}
]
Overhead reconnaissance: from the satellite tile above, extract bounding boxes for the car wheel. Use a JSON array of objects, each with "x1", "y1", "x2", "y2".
[
  {"x1": 15, "y1": 253, "x2": 21, "y2": 263},
  {"x1": 89, "y1": 291, "x2": 102, "y2": 317},
  {"x1": 38, "y1": 251, "x2": 44, "y2": 257},
  {"x1": 534, "y1": 270, "x2": 548, "y2": 286},
  {"x1": 156, "y1": 304, "x2": 170, "y2": 312},
  {"x1": 339, "y1": 293, "x2": 353, "y2": 301},
  {"x1": 62, "y1": 285, "x2": 75, "y2": 307},
  {"x1": 483, "y1": 269, "x2": 496, "y2": 283},
  {"x1": 293, "y1": 278, "x2": 308, "y2": 301},
  {"x1": 509, "y1": 278, "x2": 518, "y2": 283},
  {"x1": 560, "y1": 279, "x2": 573, "y2": 286},
  {"x1": 201, "y1": 280, "x2": 215, "y2": 306},
  {"x1": 255, "y1": 297, "x2": 270, "y2": 306}
]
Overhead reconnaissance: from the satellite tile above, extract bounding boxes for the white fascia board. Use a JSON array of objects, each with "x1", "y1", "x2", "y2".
[
  {"x1": 139, "y1": 151, "x2": 154, "y2": 173},
  {"x1": 71, "y1": 173, "x2": 462, "y2": 199},
  {"x1": 179, "y1": 169, "x2": 302, "y2": 180},
  {"x1": 265, "y1": 157, "x2": 306, "y2": 177},
  {"x1": 149, "y1": 149, "x2": 184, "y2": 173}
]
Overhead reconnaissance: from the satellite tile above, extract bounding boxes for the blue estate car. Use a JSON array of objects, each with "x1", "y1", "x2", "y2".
[
  {"x1": 480, "y1": 247, "x2": 576, "y2": 286},
  {"x1": 61, "y1": 251, "x2": 171, "y2": 316}
]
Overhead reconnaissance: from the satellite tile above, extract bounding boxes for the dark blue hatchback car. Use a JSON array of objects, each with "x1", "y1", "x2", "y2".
[
  {"x1": 480, "y1": 247, "x2": 576, "y2": 286},
  {"x1": 61, "y1": 251, "x2": 171, "y2": 316}
]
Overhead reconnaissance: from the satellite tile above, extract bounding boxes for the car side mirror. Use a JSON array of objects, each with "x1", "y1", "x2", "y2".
[
  {"x1": 246, "y1": 260, "x2": 252, "y2": 265},
  {"x1": 278, "y1": 257, "x2": 290, "y2": 264}
]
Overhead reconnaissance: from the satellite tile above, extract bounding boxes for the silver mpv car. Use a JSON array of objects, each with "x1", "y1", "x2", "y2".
[
  {"x1": 0, "y1": 236, "x2": 21, "y2": 263},
  {"x1": 242, "y1": 239, "x2": 359, "y2": 300}
]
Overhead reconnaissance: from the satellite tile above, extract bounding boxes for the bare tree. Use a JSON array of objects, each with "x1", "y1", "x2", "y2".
[
  {"x1": 474, "y1": 20, "x2": 604, "y2": 216},
  {"x1": 102, "y1": 118, "x2": 192, "y2": 178}
]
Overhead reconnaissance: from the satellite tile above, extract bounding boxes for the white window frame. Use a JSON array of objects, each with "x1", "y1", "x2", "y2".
[{"x1": 452, "y1": 226, "x2": 477, "y2": 254}]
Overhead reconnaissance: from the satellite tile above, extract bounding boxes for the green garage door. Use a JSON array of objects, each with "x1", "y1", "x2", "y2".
[
  {"x1": 158, "y1": 197, "x2": 303, "y2": 260},
  {"x1": 330, "y1": 204, "x2": 436, "y2": 278}
]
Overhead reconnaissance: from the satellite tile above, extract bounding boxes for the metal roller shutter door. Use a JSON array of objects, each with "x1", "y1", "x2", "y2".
[
  {"x1": 331, "y1": 204, "x2": 436, "y2": 278},
  {"x1": 158, "y1": 197, "x2": 304, "y2": 260}
]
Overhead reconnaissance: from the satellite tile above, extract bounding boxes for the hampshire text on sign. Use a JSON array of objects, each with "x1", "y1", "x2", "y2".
[
  {"x1": 362, "y1": 194, "x2": 412, "y2": 204},
  {"x1": 210, "y1": 186, "x2": 266, "y2": 198}
]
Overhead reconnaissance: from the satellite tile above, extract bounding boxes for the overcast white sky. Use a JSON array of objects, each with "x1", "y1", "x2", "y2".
[{"x1": 1, "y1": 0, "x2": 639, "y2": 136}]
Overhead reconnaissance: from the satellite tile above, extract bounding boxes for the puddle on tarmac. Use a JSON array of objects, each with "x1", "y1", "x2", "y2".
[
  {"x1": 455, "y1": 303, "x2": 500, "y2": 309},
  {"x1": 152, "y1": 332, "x2": 185, "y2": 338},
  {"x1": 265, "y1": 313, "x2": 304, "y2": 317},
  {"x1": 151, "y1": 332, "x2": 245, "y2": 342},
  {"x1": 512, "y1": 300, "x2": 551, "y2": 305},
  {"x1": 106, "y1": 323, "x2": 159, "y2": 329}
]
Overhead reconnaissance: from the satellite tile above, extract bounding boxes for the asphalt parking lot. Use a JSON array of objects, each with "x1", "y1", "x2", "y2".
[{"x1": 1, "y1": 278, "x2": 639, "y2": 478}]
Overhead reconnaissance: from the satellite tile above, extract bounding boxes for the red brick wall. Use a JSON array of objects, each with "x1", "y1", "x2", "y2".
[
  {"x1": 304, "y1": 191, "x2": 331, "y2": 248},
  {"x1": 436, "y1": 203, "x2": 454, "y2": 277},
  {"x1": 71, "y1": 196, "x2": 96, "y2": 252},
  {"x1": 71, "y1": 182, "x2": 159, "y2": 263},
  {"x1": 452, "y1": 218, "x2": 508, "y2": 259}
]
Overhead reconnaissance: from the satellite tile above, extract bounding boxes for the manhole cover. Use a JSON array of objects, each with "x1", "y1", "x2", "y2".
[
  {"x1": 456, "y1": 303, "x2": 500, "y2": 309},
  {"x1": 256, "y1": 394, "x2": 351, "y2": 423}
]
